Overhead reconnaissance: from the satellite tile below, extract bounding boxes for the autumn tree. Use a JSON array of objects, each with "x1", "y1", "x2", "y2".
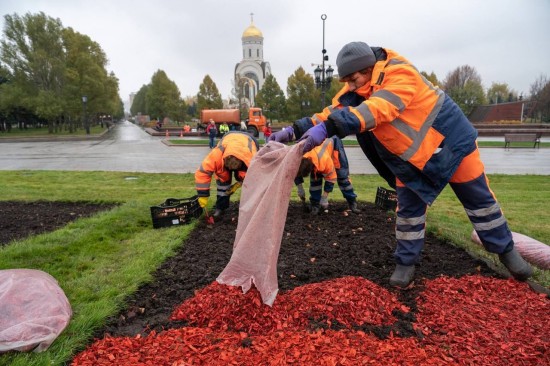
[
  {"x1": 528, "y1": 74, "x2": 550, "y2": 122},
  {"x1": 487, "y1": 82, "x2": 517, "y2": 104},
  {"x1": 197, "y1": 75, "x2": 223, "y2": 112},
  {"x1": 442, "y1": 65, "x2": 486, "y2": 115},
  {"x1": 254, "y1": 74, "x2": 286, "y2": 122},
  {"x1": 286, "y1": 67, "x2": 317, "y2": 121}
]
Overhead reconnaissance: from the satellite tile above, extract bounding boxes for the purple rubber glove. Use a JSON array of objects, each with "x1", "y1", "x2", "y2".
[
  {"x1": 300, "y1": 123, "x2": 327, "y2": 153},
  {"x1": 268, "y1": 126, "x2": 295, "y2": 143}
]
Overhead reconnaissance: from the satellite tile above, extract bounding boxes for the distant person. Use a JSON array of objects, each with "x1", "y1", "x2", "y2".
[
  {"x1": 220, "y1": 122, "x2": 230, "y2": 136},
  {"x1": 269, "y1": 40, "x2": 533, "y2": 288},
  {"x1": 196, "y1": 131, "x2": 259, "y2": 218},
  {"x1": 295, "y1": 136, "x2": 360, "y2": 215},
  {"x1": 262, "y1": 122, "x2": 272, "y2": 144},
  {"x1": 154, "y1": 120, "x2": 163, "y2": 131},
  {"x1": 206, "y1": 119, "x2": 217, "y2": 149}
]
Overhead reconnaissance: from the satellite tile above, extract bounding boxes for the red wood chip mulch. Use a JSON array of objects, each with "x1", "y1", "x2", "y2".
[
  {"x1": 72, "y1": 275, "x2": 550, "y2": 365},
  {"x1": 415, "y1": 275, "x2": 550, "y2": 365}
]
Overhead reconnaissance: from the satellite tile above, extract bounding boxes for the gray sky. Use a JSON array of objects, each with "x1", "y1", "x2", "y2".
[{"x1": 1, "y1": 0, "x2": 549, "y2": 109}]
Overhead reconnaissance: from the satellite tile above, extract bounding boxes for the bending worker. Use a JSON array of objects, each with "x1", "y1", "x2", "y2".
[
  {"x1": 195, "y1": 131, "x2": 259, "y2": 218},
  {"x1": 295, "y1": 136, "x2": 361, "y2": 215},
  {"x1": 269, "y1": 41, "x2": 532, "y2": 287}
]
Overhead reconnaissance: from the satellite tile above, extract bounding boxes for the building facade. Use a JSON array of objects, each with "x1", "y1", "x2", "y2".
[{"x1": 234, "y1": 15, "x2": 271, "y2": 108}]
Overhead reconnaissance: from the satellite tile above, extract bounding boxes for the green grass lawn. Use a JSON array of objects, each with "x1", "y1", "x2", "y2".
[{"x1": 0, "y1": 170, "x2": 548, "y2": 365}]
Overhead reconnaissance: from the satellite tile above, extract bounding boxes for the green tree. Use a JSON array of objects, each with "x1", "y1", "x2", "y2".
[
  {"x1": 487, "y1": 82, "x2": 516, "y2": 104},
  {"x1": 63, "y1": 27, "x2": 117, "y2": 132},
  {"x1": 0, "y1": 12, "x2": 121, "y2": 133},
  {"x1": 131, "y1": 85, "x2": 149, "y2": 116},
  {"x1": 254, "y1": 74, "x2": 286, "y2": 122},
  {"x1": 286, "y1": 67, "x2": 317, "y2": 121},
  {"x1": 146, "y1": 69, "x2": 182, "y2": 121},
  {"x1": 442, "y1": 65, "x2": 486, "y2": 115},
  {"x1": 1, "y1": 12, "x2": 66, "y2": 132},
  {"x1": 197, "y1": 75, "x2": 222, "y2": 112}
]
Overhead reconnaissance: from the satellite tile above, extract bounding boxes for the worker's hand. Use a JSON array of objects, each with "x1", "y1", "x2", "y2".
[
  {"x1": 297, "y1": 184, "x2": 306, "y2": 201},
  {"x1": 268, "y1": 126, "x2": 294, "y2": 143},
  {"x1": 227, "y1": 181, "x2": 242, "y2": 196},
  {"x1": 299, "y1": 123, "x2": 327, "y2": 153},
  {"x1": 198, "y1": 197, "x2": 209, "y2": 208},
  {"x1": 320, "y1": 195, "x2": 329, "y2": 210}
]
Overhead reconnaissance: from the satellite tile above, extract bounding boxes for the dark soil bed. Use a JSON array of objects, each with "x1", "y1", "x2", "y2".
[
  {"x1": 0, "y1": 201, "x2": 115, "y2": 246},
  {"x1": 97, "y1": 201, "x2": 498, "y2": 340}
]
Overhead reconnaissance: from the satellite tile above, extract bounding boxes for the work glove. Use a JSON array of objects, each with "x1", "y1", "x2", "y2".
[
  {"x1": 299, "y1": 123, "x2": 327, "y2": 153},
  {"x1": 296, "y1": 184, "x2": 306, "y2": 201},
  {"x1": 198, "y1": 197, "x2": 209, "y2": 208},
  {"x1": 320, "y1": 195, "x2": 329, "y2": 210},
  {"x1": 226, "y1": 181, "x2": 242, "y2": 196},
  {"x1": 268, "y1": 126, "x2": 295, "y2": 143}
]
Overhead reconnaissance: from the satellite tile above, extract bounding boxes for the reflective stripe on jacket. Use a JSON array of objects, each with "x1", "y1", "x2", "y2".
[{"x1": 195, "y1": 131, "x2": 258, "y2": 196}]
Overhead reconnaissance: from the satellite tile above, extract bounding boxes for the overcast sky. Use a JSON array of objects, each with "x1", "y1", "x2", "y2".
[{"x1": 1, "y1": 0, "x2": 549, "y2": 109}]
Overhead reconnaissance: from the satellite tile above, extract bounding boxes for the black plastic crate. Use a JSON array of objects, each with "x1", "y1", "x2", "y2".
[
  {"x1": 150, "y1": 196, "x2": 202, "y2": 228},
  {"x1": 375, "y1": 187, "x2": 397, "y2": 211}
]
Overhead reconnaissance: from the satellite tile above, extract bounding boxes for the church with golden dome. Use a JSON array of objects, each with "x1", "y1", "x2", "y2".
[{"x1": 234, "y1": 14, "x2": 271, "y2": 107}]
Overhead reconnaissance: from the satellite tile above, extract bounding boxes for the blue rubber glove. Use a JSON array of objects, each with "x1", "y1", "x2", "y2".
[
  {"x1": 268, "y1": 126, "x2": 295, "y2": 143},
  {"x1": 300, "y1": 123, "x2": 327, "y2": 153}
]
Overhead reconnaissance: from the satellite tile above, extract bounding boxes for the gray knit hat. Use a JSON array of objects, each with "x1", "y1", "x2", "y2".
[{"x1": 336, "y1": 42, "x2": 376, "y2": 78}]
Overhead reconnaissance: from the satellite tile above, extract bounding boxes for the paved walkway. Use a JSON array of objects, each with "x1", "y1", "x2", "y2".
[{"x1": 1, "y1": 121, "x2": 549, "y2": 175}]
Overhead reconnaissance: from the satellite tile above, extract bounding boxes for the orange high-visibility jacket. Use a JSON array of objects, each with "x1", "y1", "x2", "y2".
[
  {"x1": 304, "y1": 138, "x2": 338, "y2": 184},
  {"x1": 297, "y1": 48, "x2": 477, "y2": 204},
  {"x1": 195, "y1": 132, "x2": 258, "y2": 197}
]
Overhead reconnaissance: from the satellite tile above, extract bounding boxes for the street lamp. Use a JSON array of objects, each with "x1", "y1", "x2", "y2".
[
  {"x1": 313, "y1": 14, "x2": 334, "y2": 108},
  {"x1": 82, "y1": 96, "x2": 89, "y2": 135}
]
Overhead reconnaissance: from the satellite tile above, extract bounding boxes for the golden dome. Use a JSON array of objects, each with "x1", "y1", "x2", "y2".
[{"x1": 242, "y1": 23, "x2": 263, "y2": 38}]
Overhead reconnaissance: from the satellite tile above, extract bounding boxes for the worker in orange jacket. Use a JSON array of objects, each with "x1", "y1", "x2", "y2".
[
  {"x1": 295, "y1": 136, "x2": 360, "y2": 215},
  {"x1": 269, "y1": 41, "x2": 532, "y2": 287},
  {"x1": 195, "y1": 131, "x2": 259, "y2": 218}
]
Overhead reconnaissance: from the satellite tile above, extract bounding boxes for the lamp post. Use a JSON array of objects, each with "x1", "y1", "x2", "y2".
[
  {"x1": 82, "y1": 96, "x2": 89, "y2": 134},
  {"x1": 314, "y1": 14, "x2": 334, "y2": 108}
]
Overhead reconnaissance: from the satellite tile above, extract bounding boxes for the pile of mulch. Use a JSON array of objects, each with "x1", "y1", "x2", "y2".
[
  {"x1": 0, "y1": 201, "x2": 115, "y2": 246},
  {"x1": 70, "y1": 201, "x2": 548, "y2": 365}
]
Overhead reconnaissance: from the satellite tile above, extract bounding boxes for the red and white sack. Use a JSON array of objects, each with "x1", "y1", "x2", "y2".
[
  {"x1": 217, "y1": 141, "x2": 305, "y2": 306},
  {"x1": 471, "y1": 230, "x2": 550, "y2": 270},
  {"x1": 0, "y1": 269, "x2": 72, "y2": 353}
]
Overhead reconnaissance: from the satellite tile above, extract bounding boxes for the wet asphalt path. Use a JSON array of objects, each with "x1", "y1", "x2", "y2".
[{"x1": 0, "y1": 121, "x2": 549, "y2": 175}]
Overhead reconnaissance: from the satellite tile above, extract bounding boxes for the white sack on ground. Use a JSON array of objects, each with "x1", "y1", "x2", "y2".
[
  {"x1": 217, "y1": 141, "x2": 305, "y2": 306},
  {"x1": 471, "y1": 230, "x2": 550, "y2": 270},
  {"x1": 0, "y1": 269, "x2": 72, "y2": 353}
]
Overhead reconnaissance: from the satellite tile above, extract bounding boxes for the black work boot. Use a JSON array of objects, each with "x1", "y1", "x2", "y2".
[
  {"x1": 349, "y1": 201, "x2": 361, "y2": 214},
  {"x1": 389, "y1": 264, "x2": 415, "y2": 288},
  {"x1": 310, "y1": 204, "x2": 320, "y2": 215},
  {"x1": 498, "y1": 248, "x2": 533, "y2": 281},
  {"x1": 212, "y1": 208, "x2": 224, "y2": 218}
]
